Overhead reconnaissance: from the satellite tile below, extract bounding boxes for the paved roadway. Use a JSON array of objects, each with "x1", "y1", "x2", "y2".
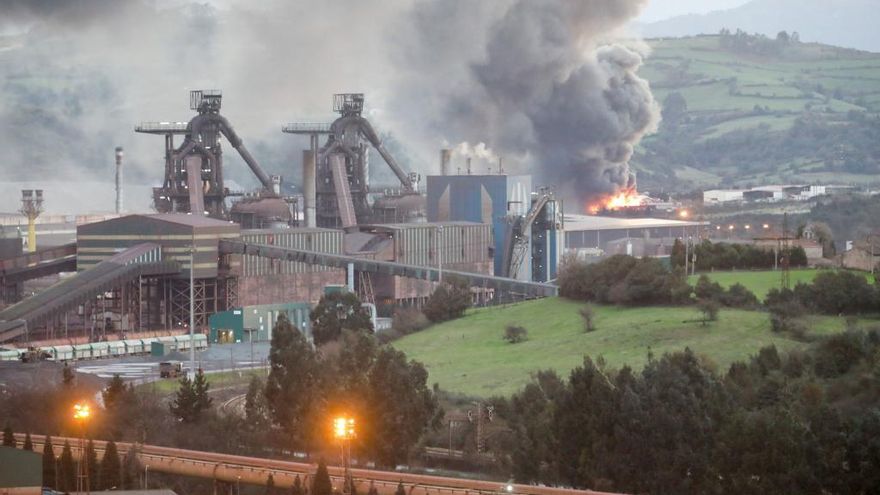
[{"x1": 71, "y1": 341, "x2": 271, "y2": 383}]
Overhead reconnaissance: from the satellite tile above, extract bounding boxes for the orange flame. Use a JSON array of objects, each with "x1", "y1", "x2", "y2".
[{"x1": 587, "y1": 188, "x2": 643, "y2": 214}]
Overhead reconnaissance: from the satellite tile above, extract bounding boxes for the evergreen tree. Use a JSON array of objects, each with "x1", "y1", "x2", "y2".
[
  {"x1": 100, "y1": 440, "x2": 122, "y2": 490},
  {"x1": 422, "y1": 276, "x2": 472, "y2": 323},
  {"x1": 2, "y1": 423, "x2": 15, "y2": 447},
  {"x1": 265, "y1": 473, "x2": 275, "y2": 495},
  {"x1": 85, "y1": 439, "x2": 100, "y2": 492},
  {"x1": 121, "y1": 445, "x2": 142, "y2": 489},
  {"x1": 42, "y1": 436, "x2": 56, "y2": 490},
  {"x1": 62, "y1": 363, "x2": 75, "y2": 387},
  {"x1": 291, "y1": 474, "x2": 304, "y2": 495},
  {"x1": 59, "y1": 440, "x2": 76, "y2": 492},
  {"x1": 23, "y1": 432, "x2": 33, "y2": 451},
  {"x1": 192, "y1": 369, "x2": 213, "y2": 419},
  {"x1": 311, "y1": 460, "x2": 332, "y2": 495},
  {"x1": 395, "y1": 482, "x2": 406, "y2": 495},
  {"x1": 244, "y1": 375, "x2": 268, "y2": 429},
  {"x1": 310, "y1": 292, "x2": 373, "y2": 346},
  {"x1": 364, "y1": 347, "x2": 438, "y2": 467},
  {"x1": 102, "y1": 374, "x2": 128, "y2": 411},
  {"x1": 265, "y1": 314, "x2": 322, "y2": 450},
  {"x1": 170, "y1": 375, "x2": 197, "y2": 423}
]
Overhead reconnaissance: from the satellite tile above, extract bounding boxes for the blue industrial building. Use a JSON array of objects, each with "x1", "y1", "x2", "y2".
[{"x1": 426, "y1": 174, "x2": 532, "y2": 278}]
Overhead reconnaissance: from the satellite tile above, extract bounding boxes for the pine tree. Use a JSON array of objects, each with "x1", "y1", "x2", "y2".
[
  {"x1": 100, "y1": 440, "x2": 122, "y2": 490},
  {"x1": 121, "y1": 445, "x2": 142, "y2": 489},
  {"x1": 292, "y1": 475, "x2": 304, "y2": 495},
  {"x1": 42, "y1": 436, "x2": 56, "y2": 490},
  {"x1": 85, "y1": 439, "x2": 100, "y2": 492},
  {"x1": 265, "y1": 473, "x2": 276, "y2": 495},
  {"x1": 395, "y1": 482, "x2": 406, "y2": 495},
  {"x1": 2, "y1": 423, "x2": 15, "y2": 447},
  {"x1": 312, "y1": 460, "x2": 332, "y2": 495},
  {"x1": 59, "y1": 440, "x2": 76, "y2": 492},
  {"x1": 62, "y1": 363, "x2": 75, "y2": 387},
  {"x1": 192, "y1": 369, "x2": 213, "y2": 419},
  {"x1": 102, "y1": 374, "x2": 128, "y2": 411},
  {"x1": 170, "y1": 375, "x2": 196, "y2": 422},
  {"x1": 22, "y1": 432, "x2": 33, "y2": 451}
]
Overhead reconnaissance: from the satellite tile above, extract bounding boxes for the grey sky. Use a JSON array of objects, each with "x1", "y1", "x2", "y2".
[{"x1": 638, "y1": 0, "x2": 753, "y2": 23}]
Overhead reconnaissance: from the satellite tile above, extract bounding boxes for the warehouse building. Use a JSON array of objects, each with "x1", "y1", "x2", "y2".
[
  {"x1": 564, "y1": 214, "x2": 707, "y2": 260},
  {"x1": 208, "y1": 302, "x2": 311, "y2": 343}
]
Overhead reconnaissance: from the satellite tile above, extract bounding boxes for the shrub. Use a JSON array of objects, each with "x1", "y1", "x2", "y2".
[
  {"x1": 503, "y1": 325, "x2": 528, "y2": 344},
  {"x1": 697, "y1": 299, "x2": 720, "y2": 325},
  {"x1": 720, "y1": 283, "x2": 759, "y2": 308},
  {"x1": 391, "y1": 307, "x2": 430, "y2": 336},
  {"x1": 579, "y1": 305, "x2": 596, "y2": 332},
  {"x1": 423, "y1": 276, "x2": 472, "y2": 323},
  {"x1": 694, "y1": 274, "x2": 724, "y2": 301}
]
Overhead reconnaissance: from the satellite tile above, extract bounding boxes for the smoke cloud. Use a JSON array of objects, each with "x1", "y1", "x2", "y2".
[{"x1": 0, "y1": 0, "x2": 656, "y2": 212}]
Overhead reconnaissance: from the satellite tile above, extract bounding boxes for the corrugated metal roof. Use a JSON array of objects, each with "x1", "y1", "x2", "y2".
[
  {"x1": 145, "y1": 213, "x2": 238, "y2": 228},
  {"x1": 563, "y1": 214, "x2": 708, "y2": 232},
  {"x1": 362, "y1": 221, "x2": 485, "y2": 231}
]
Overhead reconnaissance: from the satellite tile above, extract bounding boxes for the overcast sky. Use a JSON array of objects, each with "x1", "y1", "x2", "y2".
[{"x1": 637, "y1": 0, "x2": 753, "y2": 23}]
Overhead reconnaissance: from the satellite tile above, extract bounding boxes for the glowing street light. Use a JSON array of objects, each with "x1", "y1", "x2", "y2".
[
  {"x1": 333, "y1": 416, "x2": 356, "y2": 440},
  {"x1": 763, "y1": 223, "x2": 770, "y2": 229},
  {"x1": 333, "y1": 416, "x2": 356, "y2": 495},
  {"x1": 745, "y1": 224, "x2": 751, "y2": 230},
  {"x1": 678, "y1": 209, "x2": 689, "y2": 219},
  {"x1": 73, "y1": 403, "x2": 91, "y2": 421}
]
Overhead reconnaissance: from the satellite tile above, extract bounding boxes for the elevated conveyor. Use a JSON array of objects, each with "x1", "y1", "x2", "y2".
[
  {"x1": 0, "y1": 243, "x2": 77, "y2": 285},
  {"x1": 219, "y1": 239, "x2": 558, "y2": 298},
  {"x1": 0, "y1": 244, "x2": 179, "y2": 343}
]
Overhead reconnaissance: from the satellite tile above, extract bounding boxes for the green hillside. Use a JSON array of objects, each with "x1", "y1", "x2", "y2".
[
  {"x1": 637, "y1": 34, "x2": 880, "y2": 191},
  {"x1": 393, "y1": 298, "x2": 854, "y2": 397},
  {"x1": 687, "y1": 268, "x2": 874, "y2": 299}
]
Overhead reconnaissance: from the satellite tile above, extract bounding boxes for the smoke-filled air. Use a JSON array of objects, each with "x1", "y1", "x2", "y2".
[{"x1": 0, "y1": 0, "x2": 657, "y2": 211}]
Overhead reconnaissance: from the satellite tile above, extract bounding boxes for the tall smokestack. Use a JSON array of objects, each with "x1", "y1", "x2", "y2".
[
  {"x1": 115, "y1": 146, "x2": 124, "y2": 214},
  {"x1": 302, "y1": 150, "x2": 316, "y2": 228},
  {"x1": 466, "y1": 157, "x2": 472, "y2": 175},
  {"x1": 440, "y1": 149, "x2": 451, "y2": 176}
]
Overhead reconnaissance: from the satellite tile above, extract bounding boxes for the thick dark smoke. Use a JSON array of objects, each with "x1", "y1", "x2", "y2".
[
  {"x1": 0, "y1": 0, "x2": 656, "y2": 212},
  {"x1": 407, "y1": 0, "x2": 660, "y2": 202}
]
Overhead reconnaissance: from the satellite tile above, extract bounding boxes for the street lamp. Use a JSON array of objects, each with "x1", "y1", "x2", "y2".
[
  {"x1": 73, "y1": 402, "x2": 91, "y2": 495},
  {"x1": 333, "y1": 416, "x2": 356, "y2": 495}
]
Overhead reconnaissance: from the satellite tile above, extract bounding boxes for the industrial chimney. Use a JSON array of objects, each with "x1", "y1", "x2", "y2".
[
  {"x1": 115, "y1": 146, "x2": 124, "y2": 214},
  {"x1": 19, "y1": 189, "x2": 44, "y2": 252},
  {"x1": 440, "y1": 149, "x2": 452, "y2": 176},
  {"x1": 302, "y1": 150, "x2": 317, "y2": 228},
  {"x1": 466, "y1": 157, "x2": 472, "y2": 175}
]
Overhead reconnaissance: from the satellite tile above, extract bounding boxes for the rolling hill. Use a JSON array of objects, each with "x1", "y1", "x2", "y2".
[
  {"x1": 635, "y1": 33, "x2": 880, "y2": 193},
  {"x1": 392, "y1": 297, "x2": 856, "y2": 397}
]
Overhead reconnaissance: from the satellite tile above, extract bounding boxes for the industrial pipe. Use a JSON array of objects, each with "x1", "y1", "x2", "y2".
[
  {"x1": 440, "y1": 149, "x2": 451, "y2": 176},
  {"x1": 218, "y1": 117, "x2": 276, "y2": 194},
  {"x1": 16, "y1": 434, "x2": 620, "y2": 495},
  {"x1": 356, "y1": 118, "x2": 414, "y2": 191}
]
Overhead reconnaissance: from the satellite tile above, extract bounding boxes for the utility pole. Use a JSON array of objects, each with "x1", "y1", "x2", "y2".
[{"x1": 189, "y1": 238, "x2": 196, "y2": 380}]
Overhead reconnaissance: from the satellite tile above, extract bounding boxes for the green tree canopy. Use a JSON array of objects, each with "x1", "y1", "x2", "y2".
[
  {"x1": 310, "y1": 292, "x2": 373, "y2": 346},
  {"x1": 100, "y1": 440, "x2": 122, "y2": 490},
  {"x1": 265, "y1": 314, "x2": 323, "y2": 451}
]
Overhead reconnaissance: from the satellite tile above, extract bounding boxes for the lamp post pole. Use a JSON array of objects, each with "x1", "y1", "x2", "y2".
[
  {"x1": 73, "y1": 403, "x2": 91, "y2": 495},
  {"x1": 334, "y1": 416, "x2": 356, "y2": 495},
  {"x1": 189, "y1": 242, "x2": 196, "y2": 380}
]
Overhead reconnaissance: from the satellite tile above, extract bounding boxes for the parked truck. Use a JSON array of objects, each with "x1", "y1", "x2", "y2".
[{"x1": 159, "y1": 361, "x2": 183, "y2": 379}]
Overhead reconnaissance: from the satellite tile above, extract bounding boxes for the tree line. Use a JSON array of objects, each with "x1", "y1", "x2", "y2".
[
  {"x1": 491, "y1": 330, "x2": 880, "y2": 494},
  {"x1": 672, "y1": 239, "x2": 808, "y2": 271}
]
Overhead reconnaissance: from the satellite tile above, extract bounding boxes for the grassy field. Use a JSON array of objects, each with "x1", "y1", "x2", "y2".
[
  {"x1": 138, "y1": 368, "x2": 267, "y2": 394},
  {"x1": 688, "y1": 269, "x2": 874, "y2": 299},
  {"x1": 393, "y1": 298, "x2": 855, "y2": 397}
]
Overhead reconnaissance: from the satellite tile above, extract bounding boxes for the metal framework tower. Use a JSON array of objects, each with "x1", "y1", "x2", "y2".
[
  {"x1": 780, "y1": 212, "x2": 791, "y2": 290},
  {"x1": 284, "y1": 93, "x2": 417, "y2": 229},
  {"x1": 137, "y1": 90, "x2": 277, "y2": 218}
]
